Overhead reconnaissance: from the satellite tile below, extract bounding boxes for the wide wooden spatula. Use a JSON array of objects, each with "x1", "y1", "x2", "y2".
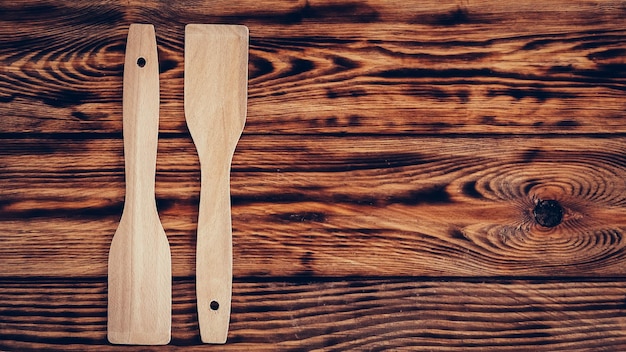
[
  {"x1": 184, "y1": 24, "x2": 248, "y2": 344},
  {"x1": 108, "y1": 24, "x2": 172, "y2": 345}
]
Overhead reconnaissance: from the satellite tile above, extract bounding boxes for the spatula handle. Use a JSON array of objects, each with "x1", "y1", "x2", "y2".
[
  {"x1": 196, "y1": 161, "x2": 235, "y2": 343},
  {"x1": 122, "y1": 24, "x2": 159, "y2": 207}
]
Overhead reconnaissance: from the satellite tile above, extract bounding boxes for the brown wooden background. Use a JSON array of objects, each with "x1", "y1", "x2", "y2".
[{"x1": 2, "y1": 0, "x2": 626, "y2": 350}]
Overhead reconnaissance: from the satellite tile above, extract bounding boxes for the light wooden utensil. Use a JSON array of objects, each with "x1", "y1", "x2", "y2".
[
  {"x1": 107, "y1": 24, "x2": 172, "y2": 345},
  {"x1": 184, "y1": 24, "x2": 249, "y2": 344}
]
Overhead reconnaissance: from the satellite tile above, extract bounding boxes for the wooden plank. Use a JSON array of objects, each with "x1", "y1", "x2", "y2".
[
  {"x1": 2, "y1": 135, "x2": 626, "y2": 278},
  {"x1": 1, "y1": 278, "x2": 626, "y2": 351},
  {"x1": 1, "y1": 1, "x2": 624, "y2": 135}
]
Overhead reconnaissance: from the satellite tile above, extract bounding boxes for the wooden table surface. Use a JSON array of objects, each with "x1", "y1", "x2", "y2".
[{"x1": 2, "y1": 0, "x2": 626, "y2": 350}]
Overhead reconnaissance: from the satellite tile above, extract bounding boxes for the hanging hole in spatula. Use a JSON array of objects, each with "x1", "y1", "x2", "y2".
[
  {"x1": 210, "y1": 300, "x2": 220, "y2": 311},
  {"x1": 137, "y1": 57, "x2": 146, "y2": 67}
]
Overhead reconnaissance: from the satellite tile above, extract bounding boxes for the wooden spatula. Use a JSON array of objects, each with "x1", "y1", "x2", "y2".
[
  {"x1": 107, "y1": 24, "x2": 172, "y2": 345},
  {"x1": 184, "y1": 24, "x2": 248, "y2": 344}
]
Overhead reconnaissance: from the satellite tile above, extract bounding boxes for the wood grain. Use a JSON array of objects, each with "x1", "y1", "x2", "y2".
[
  {"x1": 2, "y1": 0, "x2": 626, "y2": 349},
  {"x1": 2, "y1": 278, "x2": 626, "y2": 351},
  {"x1": 0, "y1": 0, "x2": 624, "y2": 135},
  {"x1": 2, "y1": 136, "x2": 626, "y2": 278}
]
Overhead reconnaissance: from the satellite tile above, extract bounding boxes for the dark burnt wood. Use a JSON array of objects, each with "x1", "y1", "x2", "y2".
[{"x1": 1, "y1": 0, "x2": 626, "y2": 350}]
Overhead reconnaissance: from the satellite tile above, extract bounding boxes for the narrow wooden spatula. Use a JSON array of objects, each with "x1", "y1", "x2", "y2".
[
  {"x1": 107, "y1": 24, "x2": 172, "y2": 345},
  {"x1": 184, "y1": 24, "x2": 249, "y2": 344}
]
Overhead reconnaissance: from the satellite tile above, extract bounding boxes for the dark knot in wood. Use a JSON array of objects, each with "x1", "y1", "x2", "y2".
[{"x1": 533, "y1": 200, "x2": 563, "y2": 228}]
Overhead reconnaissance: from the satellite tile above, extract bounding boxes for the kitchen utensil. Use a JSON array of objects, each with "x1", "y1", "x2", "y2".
[
  {"x1": 107, "y1": 23, "x2": 172, "y2": 345},
  {"x1": 184, "y1": 24, "x2": 248, "y2": 344}
]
